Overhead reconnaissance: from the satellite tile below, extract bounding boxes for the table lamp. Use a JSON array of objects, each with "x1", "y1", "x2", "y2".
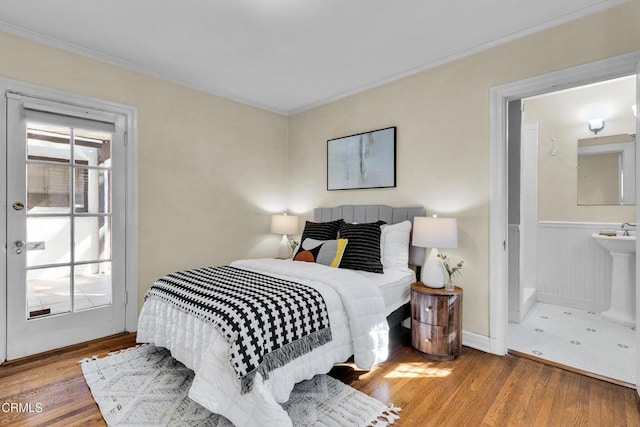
[
  {"x1": 271, "y1": 213, "x2": 299, "y2": 258},
  {"x1": 412, "y1": 215, "x2": 458, "y2": 288}
]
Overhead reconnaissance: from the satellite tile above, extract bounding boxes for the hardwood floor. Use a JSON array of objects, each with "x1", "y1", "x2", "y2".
[
  {"x1": 1, "y1": 331, "x2": 638, "y2": 426},
  {"x1": 0, "y1": 333, "x2": 137, "y2": 427},
  {"x1": 332, "y1": 331, "x2": 640, "y2": 426}
]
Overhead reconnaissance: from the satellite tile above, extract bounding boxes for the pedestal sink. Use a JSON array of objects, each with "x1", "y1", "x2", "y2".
[{"x1": 592, "y1": 233, "x2": 636, "y2": 326}]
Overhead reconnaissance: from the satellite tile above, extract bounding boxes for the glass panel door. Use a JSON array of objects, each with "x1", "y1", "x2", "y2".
[
  {"x1": 25, "y1": 123, "x2": 113, "y2": 319},
  {"x1": 6, "y1": 94, "x2": 126, "y2": 359}
]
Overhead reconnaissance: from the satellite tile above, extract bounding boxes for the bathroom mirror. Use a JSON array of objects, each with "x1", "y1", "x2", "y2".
[{"x1": 577, "y1": 134, "x2": 636, "y2": 206}]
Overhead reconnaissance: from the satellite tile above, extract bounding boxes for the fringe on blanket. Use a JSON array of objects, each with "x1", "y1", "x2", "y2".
[{"x1": 240, "y1": 327, "x2": 332, "y2": 394}]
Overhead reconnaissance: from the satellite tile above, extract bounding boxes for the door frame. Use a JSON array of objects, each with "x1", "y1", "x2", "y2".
[
  {"x1": 0, "y1": 78, "x2": 138, "y2": 362},
  {"x1": 489, "y1": 50, "x2": 640, "y2": 359}
]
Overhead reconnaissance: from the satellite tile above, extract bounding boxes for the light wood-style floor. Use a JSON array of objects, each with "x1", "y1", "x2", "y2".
[{"x1": 1, "y1": 332, "x2": 639, "y2": 426}]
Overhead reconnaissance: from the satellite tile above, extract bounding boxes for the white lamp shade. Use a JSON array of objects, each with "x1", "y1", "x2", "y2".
[
  {"x1": 271, "y1": 214, "x2": 299, "y2": 235},
  {"x1": 412, "y1": 216, "x2": 458, "y2": 249}
]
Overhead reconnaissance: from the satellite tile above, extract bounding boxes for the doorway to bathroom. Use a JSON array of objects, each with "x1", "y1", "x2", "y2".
[{"x1": 506, "y1": 75, "x2": 637, "y2": 386}]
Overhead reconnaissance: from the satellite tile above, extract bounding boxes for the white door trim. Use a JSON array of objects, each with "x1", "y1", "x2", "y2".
[
  {"x1": 635, "y1": 59, "x2": 639, "y2": 398},
  {"x1": 0, "y1": 78, "x2": 138, "y2": 362},
  {"x1": 489, "y1": 50, "x2": 640, "y2": 357}
]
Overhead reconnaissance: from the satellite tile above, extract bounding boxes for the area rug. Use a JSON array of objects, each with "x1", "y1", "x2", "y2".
[{"x1": 80, "y1": 344, "x2": 400, "y2": 426}]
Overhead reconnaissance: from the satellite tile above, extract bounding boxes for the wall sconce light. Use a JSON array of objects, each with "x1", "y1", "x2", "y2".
[
  {"x1": 271, "y1": 213, "x2": 299, "y2": 258},
  {"x1": 411, "y1": 215, "x2": 458, "y2": 288},
  {"x1": 588, "y1": 118, "x2": 605, "y2": 135}
]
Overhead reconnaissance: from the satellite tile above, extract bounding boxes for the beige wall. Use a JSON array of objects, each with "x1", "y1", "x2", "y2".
[
  {"x1": 0, "y1": 31, "x2": 290, "y2": 308},
  {"x1": 288, "y1": 1, "x2": 640, "y2": 336},
  {"x1": 577, "y1": 153, "x2": 620, "y2": 205},
  {"x1": 524, "y1": 79, "x2": 636, "y2": 222},
  {"x1": 1, "y1": 1, "x2": 639, "y2": 337}
]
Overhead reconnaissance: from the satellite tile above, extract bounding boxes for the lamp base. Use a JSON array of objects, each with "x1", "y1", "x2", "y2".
[
  {"x1": 422, "y1": 248, "x2": 446, "y2": 288},
  {"x1": 277, "y1": 235, "x2": 292, "y2": 259}
]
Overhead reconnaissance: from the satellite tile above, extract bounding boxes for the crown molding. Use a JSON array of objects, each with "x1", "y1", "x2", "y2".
[
  {"x1": 0, "y1": 21, "x2": 289, "y2": 116},
  {"x1": 0, "y1": 0, "x2": 629, "y2": 116},
  {"x1": 288, "y1": 0, "x2": 630, "y2": 115}
]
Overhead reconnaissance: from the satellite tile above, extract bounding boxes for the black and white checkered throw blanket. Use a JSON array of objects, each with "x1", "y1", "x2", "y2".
[{"x1": 144, "y1": 266, "x2": 332, "y2": 393}]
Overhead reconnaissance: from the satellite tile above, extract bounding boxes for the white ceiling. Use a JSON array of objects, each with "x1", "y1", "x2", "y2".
[{"x1": 0, "y1": 0, "x2": 628, "y2": 114}]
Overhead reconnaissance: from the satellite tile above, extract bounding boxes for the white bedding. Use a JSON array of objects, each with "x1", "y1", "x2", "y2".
[
  {"x1": 354, "y1": 268, "x2": 415, "y2": 316},
  {"x1": 136, "y1": 258, "x2": 390, "y2": 427}
]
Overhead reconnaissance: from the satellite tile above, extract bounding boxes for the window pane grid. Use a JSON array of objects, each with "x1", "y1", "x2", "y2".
[
  {"x1": 26, "y1": 259, "x2": 114, "y2": 272},
  {"x1": 27, "y1": 158, "x2": 111, "y2": 171},
  {"x1": 25, "y1": 121, "x2": 114, "y2": 319},
  {"x1": 26, "y1": 213, "x2": 112, "y2": 218}
]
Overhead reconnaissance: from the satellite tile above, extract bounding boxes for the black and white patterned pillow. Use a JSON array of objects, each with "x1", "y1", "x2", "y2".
[
  {"x1": 338, "y1": 221, "x2": 386, "y2": 273},
  {"x1": 301, "y1": 219, "x2": 344, "y2": 242},
  {"x1": 293, "y1": 238, "x2": 349, "y2": 267}
]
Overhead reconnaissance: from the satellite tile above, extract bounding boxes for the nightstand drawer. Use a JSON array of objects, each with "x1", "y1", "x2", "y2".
[
  {"x1": 410, "y1": 283, "x2": 463, "y2": 360},
  {"x1": 411, "y1": 322, "x2": 448, "y2": 355},
  {"x1": 411, "y1": 291, "x2": 450, "y2": 325}
]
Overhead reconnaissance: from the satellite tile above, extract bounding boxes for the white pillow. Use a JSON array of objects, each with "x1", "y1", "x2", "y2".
[{"x1": 380, "y1": 220, "x2": 412, "y2": 271}]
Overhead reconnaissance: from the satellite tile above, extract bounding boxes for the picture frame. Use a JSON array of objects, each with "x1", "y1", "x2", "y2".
[{"x1": 327, "y1": 126, "x2": 396, "y2": 191}]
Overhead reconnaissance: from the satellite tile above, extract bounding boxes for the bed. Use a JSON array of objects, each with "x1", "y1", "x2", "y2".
[{"x1": 136, "y1": 204, "x2": 425, "y2": 426}]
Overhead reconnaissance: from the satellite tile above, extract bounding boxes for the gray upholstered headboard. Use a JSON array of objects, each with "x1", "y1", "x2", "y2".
[{"x1": 312, "y1": 204, "x2": 427, "y2": 267}]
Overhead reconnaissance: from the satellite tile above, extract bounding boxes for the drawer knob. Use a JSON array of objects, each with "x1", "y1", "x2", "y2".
[{"x1": 425, "y1": 306, "x2": 432, "y2": 312}]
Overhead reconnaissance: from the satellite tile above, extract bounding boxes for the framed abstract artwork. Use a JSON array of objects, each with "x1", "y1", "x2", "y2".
[{"x1": 327, "y1": 126, "x2": 396, "y2": 190}]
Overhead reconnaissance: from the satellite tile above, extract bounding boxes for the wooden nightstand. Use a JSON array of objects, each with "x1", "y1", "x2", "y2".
[{"x1": 410, "y1": 283, "x2": 463, "y2": 360}]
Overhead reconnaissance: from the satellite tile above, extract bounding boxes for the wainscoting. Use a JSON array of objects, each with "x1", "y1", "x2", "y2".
[{"x1": 537, "y1": 222, "x2": 614, "y2": 312}]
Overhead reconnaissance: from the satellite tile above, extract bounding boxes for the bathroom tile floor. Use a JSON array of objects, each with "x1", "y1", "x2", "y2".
[{"x1": 508, "y1": 302, "x2": 636, "y2": 385}]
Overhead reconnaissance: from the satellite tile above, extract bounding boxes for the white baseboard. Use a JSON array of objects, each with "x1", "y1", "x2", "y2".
[
  {"x1": 522, "y1": 287, "x2": 537, "y2": 319},
  {"x1": 462, "y1": 330, "x2": 492, "y2": 353},
  {"x1": 508, "y1": 309, "x2": 523, "y2": 323},
  {"x1": 536, "y1": 292, "x2": 608, "y2": 312}
]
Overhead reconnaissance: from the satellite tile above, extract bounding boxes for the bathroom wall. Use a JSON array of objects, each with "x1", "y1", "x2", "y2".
[
  {"x1": 524, "y1": 76, "x2": 636, "y2": 223},
  {"x1": 522, "y1": 76, "x2": 636, "y2": 310},
  {"x1": 537, "y1": 222, "x2": 613, "y2": 311}
]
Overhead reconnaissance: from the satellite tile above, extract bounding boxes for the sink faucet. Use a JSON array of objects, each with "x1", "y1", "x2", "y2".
[{"x1": 621, "y1": 222, "x2": 636, "y2": 236}]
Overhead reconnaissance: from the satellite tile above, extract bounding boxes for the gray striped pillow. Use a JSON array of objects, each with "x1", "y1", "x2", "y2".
[{"x1": 338, "y1": 221, "x2": 386, "y2": 273}]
